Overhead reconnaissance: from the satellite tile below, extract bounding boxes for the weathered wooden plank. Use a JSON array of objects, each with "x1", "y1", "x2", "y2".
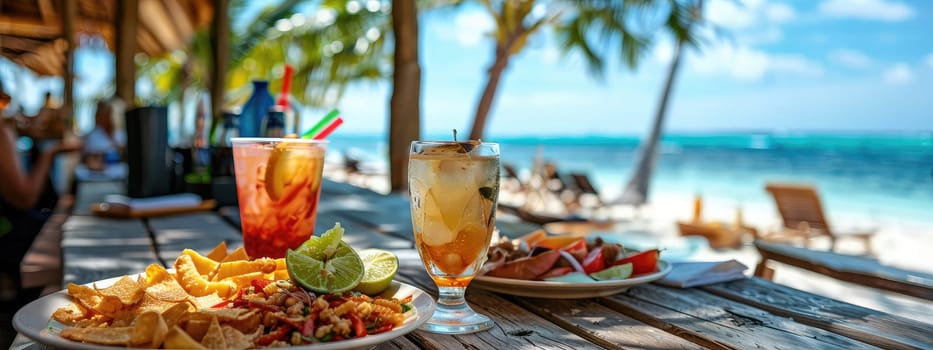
[
  {"x1": 375, "y1": 335, "x2": 425, "y2": 350},
  {"x1": 148, "y1": 212, "x2": 242, "y2": 261},
  {"x1": 602, "y1": 284, "x2": 878, "y2": 350},
  {"x1": 62, "y1": 216, "x2": 158, "y2": 285},
  {"x1": 511, "y1": 297, "x2": 703, "y2": 350},
  {"x1": 394, "y1": 266, "x2": 597, "y2": 349},
  {"x1": 704, "y1": 277, "x2": 933, "y2": 350}
]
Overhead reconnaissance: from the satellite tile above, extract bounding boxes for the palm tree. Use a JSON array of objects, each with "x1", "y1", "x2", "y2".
[
  {"x1": 468, "y1": 0, "x2": 699, "y2": 140},
  {"x1": 389, "y1": 0, "x2": 422, "y2": 192},
  {"x1": 615, "y1": 0, "x2": 703, "y2": 207}
]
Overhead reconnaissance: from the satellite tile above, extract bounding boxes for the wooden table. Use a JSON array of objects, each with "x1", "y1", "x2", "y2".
[{"x1": 12, "y1": 180, "x2": 933, "y2": 349}]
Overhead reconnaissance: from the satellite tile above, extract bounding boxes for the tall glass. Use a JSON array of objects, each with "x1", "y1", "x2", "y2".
[
  {"x1": 232, "y1": 138, "x2": 327, "y2": 258},
  {"x1": 408, "y1": 141, "x2": 499, "y2": 334}
]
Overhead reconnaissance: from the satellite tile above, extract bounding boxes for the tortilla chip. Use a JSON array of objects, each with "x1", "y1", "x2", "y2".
[
  {"x1": 66, "y1": 283, "x2": 103, "y2": 312},
  {"x1": 136, "y1": 294, "x2": 184, "y2": 314},
  {"x1": 224, "y1": 310, "x2": 261, "y2": 335},
  {"x1": 51, "y1": 302, "x2": 89, "y2": 325},
  {"x1": 128, "y1": 311, "x2": 168, "y2": 348},
  {"x1": 161, "y1": 303, "x2": 191, "y2": 328},
  {"x1": 146, "y1": 277, "x2": 190, "y2": 302},
  {"x1": 60, "y1": 326, "x2": 132, "y2": 345},
  {"x1": 206, "y1": 241, "x2": 228, "y2": 262},
  {"x1": 145, "y1": 264, "x2": 174, "y2": 286},
  {"x1": 200, "y1": 317, "x2": 227, "y2": 349},
  {"x1": 184, "y1": 319, "x2": 211, "y2": 342},
  {"x1": 192, "y1": 293, "x2": 224, "y2": 310},
  {"x1": 95, "y1": 276, "x2": 146, "y2": 305},
  {"x1": 221, "y1": 325, "x2": 254, "y2": 350},
  {"x1": 221, "y1": 247, "x2": 248, "y2": 262},
  {"x1": 164, "y1": 326, "x2": 208, "y2": 350}
]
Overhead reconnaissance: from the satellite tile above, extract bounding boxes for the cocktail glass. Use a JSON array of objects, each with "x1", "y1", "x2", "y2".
[
  {"x1": 408, "y1": 141, "x2": 499, "y2": 334},
  {"x1": 231, "y1": 138, "x2": 327, "y2": 258}
]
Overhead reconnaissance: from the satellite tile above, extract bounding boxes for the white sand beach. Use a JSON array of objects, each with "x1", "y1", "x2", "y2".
[{"x1": 323, "y1": 166, "x2": 933, "y2": 324}]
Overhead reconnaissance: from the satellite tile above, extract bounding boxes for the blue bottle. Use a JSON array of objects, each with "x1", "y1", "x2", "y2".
[{"x1": 239, "y1": 81, "x2": 275, "y2": 137}]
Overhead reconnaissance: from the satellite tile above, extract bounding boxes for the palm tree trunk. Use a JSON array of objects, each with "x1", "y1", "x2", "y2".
[
  {"x1": 469, "y1": 51, "x2": 510, "y2": 140},
  {"x1": 616, "y1": 34, "x2": 685, "y2": 206},
  {"x1": 616, "y1": 0, "x2": 701, "y2": 206},
  {"x1": 389, "y1": 0, "x2": 421, "y2": 193}
]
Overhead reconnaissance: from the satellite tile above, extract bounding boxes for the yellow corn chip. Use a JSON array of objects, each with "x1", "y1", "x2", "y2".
[
  {"x1": 221, "y1": 325, "x2": 255, "y2": 350},
  {"x1": 60, "y1": 326, "x2": 132, "y2": 345},
  {"x1": 206, "y1": 241, "x2": 228, "y2": 262},
  {"x1": 164, "y1": 326, "x2": 207, "y2": 350},
  {"x1": 128, "y1": 311, "x2": 168, "y2": 348},
  {"x1": 221, "y1": 247, "x2": 248, "y2": 262},
  {"x1": 181, "y1": 249, "x2": 220, "y2": 275},
  {"x1": 95, "y1": 276, "x2": 145, "y2": 305},
  {"x1": 200, "y1": 316, "x2": 227, "y2": 349}
]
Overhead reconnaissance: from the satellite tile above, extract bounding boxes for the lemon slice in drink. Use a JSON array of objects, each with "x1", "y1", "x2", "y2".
[
  {"x1": 354, "y1": 249, "x2": 399, "y2": 296},
  {"x1": 286, "y1": 223, "x2": 364, "y2": 293},
  {"x1": 265, "y1": 143, "x2": 301, "y2": 201}
]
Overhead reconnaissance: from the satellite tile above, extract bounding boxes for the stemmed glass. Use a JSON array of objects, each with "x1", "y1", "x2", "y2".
[{"x1": 408, "y1": 141, "x2": 499, "y2": 334}]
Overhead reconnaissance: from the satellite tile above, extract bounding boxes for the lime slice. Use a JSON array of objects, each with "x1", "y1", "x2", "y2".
[
  {"x1": 589, "y1": 263, "x2": 633, "y2": 281},
  {"x1": 354, "y1": 249, "x2": 399, "y2": 296},
  {"x1": 287, "y1": 223, "x2": 364, "y2": 293}
]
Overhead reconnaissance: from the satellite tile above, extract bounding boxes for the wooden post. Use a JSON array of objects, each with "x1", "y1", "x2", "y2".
[
  {"x1": 209, "y1": 0, "x2": 229, "y2": 140},
  {"x1": 115, "y1": 0, "x2": 138, "y2": 105},
  {"x1": 61, "y1": 0, "x2": 75, "y2": 128},
  {"x1": 389, "y1": 0, "x2": 421, "y2": 193}
]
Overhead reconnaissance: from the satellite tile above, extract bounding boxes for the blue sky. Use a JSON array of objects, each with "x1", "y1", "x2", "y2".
[{"x1": 3, "y1": 0, "x2": 931, "y2": 136}]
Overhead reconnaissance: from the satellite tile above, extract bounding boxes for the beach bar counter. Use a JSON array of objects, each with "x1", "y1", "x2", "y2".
[{"x1": 11, "y1": 180, "x2": 932, "y2": 350}]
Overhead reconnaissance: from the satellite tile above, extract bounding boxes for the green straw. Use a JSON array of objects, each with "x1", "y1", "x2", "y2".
[{"x1": 302, "y1": 109, "x2": 340, "y2": 139}]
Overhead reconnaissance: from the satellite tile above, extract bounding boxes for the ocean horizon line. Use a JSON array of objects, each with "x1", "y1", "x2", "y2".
[{"x1": 331, "y1": 129, "x2": 933, "y2": 139}]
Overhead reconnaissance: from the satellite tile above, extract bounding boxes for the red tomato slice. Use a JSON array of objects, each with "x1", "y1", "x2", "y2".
[
  {"x1": 581, "y1": 246, "x2": 605, "y2": 274},
  {"x1": 612, "y1": 249, "x2": 659, "y2": 275}
]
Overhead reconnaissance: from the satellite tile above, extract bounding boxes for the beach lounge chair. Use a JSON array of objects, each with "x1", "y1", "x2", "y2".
[
  {"x1": 764, "y1": 183, "x2": 875, "y2": 254},
  {"x1": 501, "y1": 163, "x2": 525, "y2": 191}
]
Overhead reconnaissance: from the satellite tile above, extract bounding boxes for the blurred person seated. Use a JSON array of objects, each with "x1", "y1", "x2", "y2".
[
  {"x1": 77, "y1": 98, "x2": 127, "y2": 180},
  {"x1": 0, "y1": 82, "x2": 81, "y2": 315}
]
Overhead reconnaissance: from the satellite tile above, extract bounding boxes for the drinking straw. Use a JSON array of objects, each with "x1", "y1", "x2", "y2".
[
  {"x1": 312, "y1": 117, "x2": 343, "y2": 140},
  {"x1": 276, "y1": 64, "x2": 294, "y2": 107},
  {"x1": 302, "y1": 109, "x2": 340, "y2": 139}
]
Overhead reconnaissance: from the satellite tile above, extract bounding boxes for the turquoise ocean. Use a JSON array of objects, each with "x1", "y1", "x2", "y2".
[{"x1": 326, "y1": 132, "x2": 933, "y2": 224}]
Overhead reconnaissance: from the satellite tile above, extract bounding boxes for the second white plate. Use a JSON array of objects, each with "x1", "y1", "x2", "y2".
[{"x1": 472, "y1": 260, "x2": 671, "y2": 299}]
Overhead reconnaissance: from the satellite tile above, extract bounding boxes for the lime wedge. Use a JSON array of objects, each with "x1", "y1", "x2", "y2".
[
  {"x1": 354, "y1": 249, "x2": 399, "y2": 296},
  {"x1": 287, "y1": 223, "x2": 364, "y2": 293},
  {"x1": 589, "y1": 263, "x2": 633, "y2": 281}
]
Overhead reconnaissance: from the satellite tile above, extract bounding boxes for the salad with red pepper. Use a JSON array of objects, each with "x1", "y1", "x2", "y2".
[
  {"x1": 481, "y1": 230, "x2": 660, "y2": 282},
  {"x1": 212, "y1": 278, "x2": 414, "y2": 347}
]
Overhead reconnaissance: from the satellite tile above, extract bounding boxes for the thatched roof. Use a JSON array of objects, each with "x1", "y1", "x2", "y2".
[{"x1": 0, "y1": 0, "x2": 212, "y2": 76}]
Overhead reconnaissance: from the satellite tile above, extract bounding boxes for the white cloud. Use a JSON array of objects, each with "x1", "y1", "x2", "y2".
[
  {"x1": 707, "y1": 0, "x2": 796, "y2": 29},
  {"x1": 453, "y1": 11, "x2": 494, "y2": 47},
  {"x1": 882, "y1": 63, "x2": 913, "y2": 85},
  {"x1": 689, "y1": 44, "x2": 823, "y2": 80},
  {"x1": 818, "y1": 0, "x2": 914, "y2": 22},
  {"x1": 704, "y1": 0, "x2": 795, "y2": 45},
  {"x1": 828, "y1": 49, "x2": 873, "y2": 69},
  {"x1": 926, "y1": 54, "x2": 933, "y2": 69},
  {"x1": 765, "y1": 3, "x2": 796, "y2": 23}
]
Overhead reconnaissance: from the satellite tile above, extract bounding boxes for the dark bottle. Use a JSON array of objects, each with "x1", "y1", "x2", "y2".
[{"x1": 261, "y1": 107, "x2": 286, "y2": 137}]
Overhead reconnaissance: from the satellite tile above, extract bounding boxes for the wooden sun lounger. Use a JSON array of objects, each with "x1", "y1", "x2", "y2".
[
  {"x1": 754, "y1": 240, "x2": 933, "y2": 301},
  {"x1": 764, "y1": 183, "x2": 875, "y2": 254}
]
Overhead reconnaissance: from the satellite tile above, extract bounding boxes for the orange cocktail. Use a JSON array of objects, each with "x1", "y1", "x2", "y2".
[
  {"x1": 408, "y1": 140, "x2": 499, "y2": 334},
  {"x1": 232, "y1": 138, "x2": 327, "y2": 258}
]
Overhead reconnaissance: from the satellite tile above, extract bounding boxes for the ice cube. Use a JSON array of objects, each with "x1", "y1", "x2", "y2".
[
  {"x1": 421, "y1": 191, "x2": 457, "y2": 246},
  {"x1": 459, "y1": 191, "x2": 486, "y2": 228},
  {"x1": 408, "y1": 159, "x2": 439, "y2": 190}
]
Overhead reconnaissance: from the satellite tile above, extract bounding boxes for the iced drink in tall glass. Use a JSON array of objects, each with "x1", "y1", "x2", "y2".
[
  {"x1": 409, "y1": 140, "x2": 499, "y2": 334},
  {"x1": 232, "y1": 138, "x2": 327, "y2": 258}
]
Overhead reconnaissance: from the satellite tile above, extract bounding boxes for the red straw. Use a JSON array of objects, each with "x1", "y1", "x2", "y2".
[
  {"x1": 312, "y1": 117, "x2": 343, "y2": 140},
  {"x1": 277, "y1": 64, "x2": 294, "y2": 108}
]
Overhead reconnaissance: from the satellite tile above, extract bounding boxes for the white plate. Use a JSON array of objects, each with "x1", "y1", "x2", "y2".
[
  {"x1": 13, "y1": 274, "x2": 435, "y2": 350},
  {"x1": 472, "y1": 260, "x2": 672, "y2": 299}
]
